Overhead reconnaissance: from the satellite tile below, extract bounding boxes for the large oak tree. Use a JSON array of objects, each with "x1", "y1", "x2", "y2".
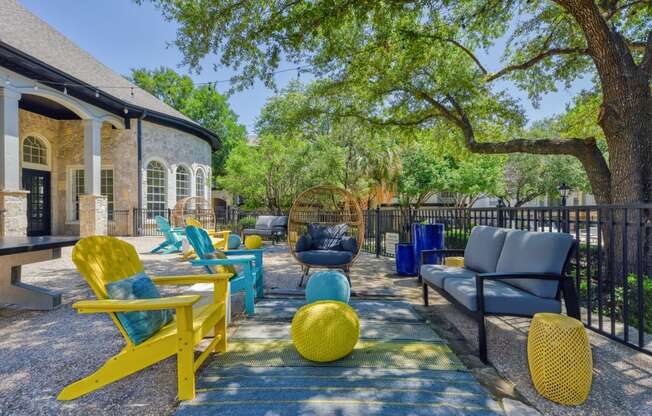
[{"x1": 142, "y1": 0, "x2": 651, "y2": 207}]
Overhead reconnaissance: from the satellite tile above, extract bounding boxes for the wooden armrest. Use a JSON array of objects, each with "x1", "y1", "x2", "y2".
[
  {"x1": 191, "y1": 255, "x2": 255, "y2": 266},
  {"x1": 476, "y1": 272, "x2": 563, "y2": 281},
  {"x1": 150, "y1": 274, "x2": 232, "y2": 285},
  {"x1": 73, "y1": 295, "x2": 201, "y2": 314}
]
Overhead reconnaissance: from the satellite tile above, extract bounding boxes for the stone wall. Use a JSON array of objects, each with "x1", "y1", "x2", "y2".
[
  {"x1": 141, "y1": 120, "x2": 213, "y2": 210},
  {"x1": 18, "y1": 109, "x2": 137, "y2": 235}
]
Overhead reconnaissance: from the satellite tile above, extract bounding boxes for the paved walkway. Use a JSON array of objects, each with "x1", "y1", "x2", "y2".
[{"x1": 176, "y1": 298, "x2": 503, "y2": 416}]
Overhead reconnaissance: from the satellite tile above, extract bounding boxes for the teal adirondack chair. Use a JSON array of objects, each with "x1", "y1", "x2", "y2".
[
  {"x1": 185, "y1": 226, "x2": 264, "y2": 315},
  {"x1": 150, "y1": 215, "x2": 184, "y2": 254}
]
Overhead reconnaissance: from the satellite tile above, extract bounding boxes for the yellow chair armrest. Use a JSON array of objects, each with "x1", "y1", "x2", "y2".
[
  {"x1": 150, "y1": 273, "x2": 232, "y2": 285},
  {"x1": 73, "y1": 295, "x2": 201, "y2": 314}
]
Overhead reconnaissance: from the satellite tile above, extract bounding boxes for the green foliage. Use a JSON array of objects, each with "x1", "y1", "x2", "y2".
[
  {"x1": 237, "y1": 217, "x2": 257, "y2": 230},
  {"x1": 130, "y1": 67, "x2": 247, "y2": 178}
]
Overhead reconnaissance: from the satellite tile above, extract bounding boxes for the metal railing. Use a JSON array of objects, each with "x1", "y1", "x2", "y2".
[
  {"x1": 362, "y1": 204, "x2": 652, "y2": 355},
  {"x1": 107, "y1": 210, "x2": 130, "y2": 236},
  {"x1": 0, "y1": 209, "x2": 4, "y2": 236}
]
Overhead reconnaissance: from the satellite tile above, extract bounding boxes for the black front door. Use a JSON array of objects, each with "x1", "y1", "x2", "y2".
[{"x1": 22, "y1": 168, "x2": 51, "y2": 236}]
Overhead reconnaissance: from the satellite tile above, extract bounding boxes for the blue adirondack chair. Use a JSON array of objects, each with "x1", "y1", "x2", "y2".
[
  {"x1": 185, "y1": 226, "x2": 264, "y2": 315},
  {"x1": 150, "y1": 215, "x2": 184, "y2": 254}
]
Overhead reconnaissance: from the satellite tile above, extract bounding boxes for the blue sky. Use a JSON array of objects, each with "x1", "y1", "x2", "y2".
[{"x1": 20, "y1": 0, "x2": 590, "y2": 133}]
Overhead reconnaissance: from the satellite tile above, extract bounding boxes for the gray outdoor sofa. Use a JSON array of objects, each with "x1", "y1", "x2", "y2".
[
  {"x1": 420, "y1": 225, "x2": 580, "y2": 363},
  {"x1": 243, "y1": 215, "x2": 288, "y2": 244}
]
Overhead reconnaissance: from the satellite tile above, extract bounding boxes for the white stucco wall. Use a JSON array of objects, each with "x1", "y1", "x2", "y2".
[{"x1": 140, "y1": 120, "x2": 212, "y2": 209}]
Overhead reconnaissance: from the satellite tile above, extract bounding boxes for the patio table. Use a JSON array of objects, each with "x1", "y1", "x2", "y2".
[{"x1": 0, "y1": 236, "x2": 78, "y2": 310}]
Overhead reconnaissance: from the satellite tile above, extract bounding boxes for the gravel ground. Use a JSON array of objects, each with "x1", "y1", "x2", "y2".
[{"x1": 1, "y1": 237, "x2": 650, "y2": 415}]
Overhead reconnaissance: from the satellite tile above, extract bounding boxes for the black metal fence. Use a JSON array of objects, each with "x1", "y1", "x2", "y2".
[
  {"x1": 0, "y1": 209, "x2": 4, "y2": 235},
  {"x1": 105, "y1": 203, "x2": 652, "y2": 355},
  {"x1": 362, "y1": 204, "x2": 652, "y2": 356}
]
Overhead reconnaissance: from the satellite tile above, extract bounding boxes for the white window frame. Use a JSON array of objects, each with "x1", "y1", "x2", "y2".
[
  {"x1": 146, "y1": 160, "x2": 168, "y2": 216},
  {"x1": 175, "y1": 165, "x2": 191, "y2": 201},
  {"x1": 21, "y1": 134, "x2": 51, "y2": 171},
  {"x1": 67, "y1": 166, "x2": 114, "y2": 223},
  {"x1": 195, "y1": 167, "x2": 206, "y2": 199}
]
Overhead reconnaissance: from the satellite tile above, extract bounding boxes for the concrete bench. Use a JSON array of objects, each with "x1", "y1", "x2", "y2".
[{"x1": 420, "y1": 225, "x2": 580, "y2": 363}]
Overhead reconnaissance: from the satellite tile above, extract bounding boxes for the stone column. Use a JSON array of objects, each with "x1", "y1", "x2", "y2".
[
  {"x1": 79, "y1": 119, "x2": 106, "y2": 237},
  {"x1": 0, "y1": 87, "x2": 27, "y2": 236}
]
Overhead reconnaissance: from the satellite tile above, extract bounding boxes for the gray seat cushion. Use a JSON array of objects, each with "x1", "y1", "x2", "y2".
[
  {"x1": 443, "y1": 277, "x2": 561, "y2": 315},
  {"x1": 296, "y1": 249, "x2": 353, "y2": 266},
  {"x1": 420, "y1": 265, "x2": 476, "y2": 288},
  {"x1": 496, "y1": 230, "x2": 574, "y2": 298},
  {"x1": 255, "y1": 216, "x2": 276, "y2": 229},
  {"x1": 464, "y1": 226, "x2": 508, "y2": 273}
]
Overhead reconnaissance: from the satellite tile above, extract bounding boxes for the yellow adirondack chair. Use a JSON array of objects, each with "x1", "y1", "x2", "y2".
[
  {"x1": 58, "y1": 236, "x2": 231, "y2": 401},
  {"x1": 180, "y1": 217, "x2": 230, "y2": 260}
]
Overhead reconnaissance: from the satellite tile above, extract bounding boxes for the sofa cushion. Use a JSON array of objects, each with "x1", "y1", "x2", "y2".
[
  {"x1": 464, "y1": 226, "x2": 508, "y2": 273},
  {"x1": 340, "y1": 236, "x2": 357, "y2": 253},
  {"x1": 295, "y1": 234, "x2": 312, "y2": 252},
  {"x1": 420, "y1": 265, "x2": 476, "y2": 288},
  {"x1": 308, "y1": 223, "x2": 348, "y2": 250},
  {"x1": 271, "y1": 216, "x2": 288, "y2": 227},
  {"x1": 496, "y1": 230, "x2": 574, "y2": 298},
  {"x1": 255, "y1": 216, "x2": 276, "y2": 229},
  {"x1": 296, "y1": 249, "x2": 353, "y2": 266},
  {"x1": 443, "y1": 277, "x2": 561, "y2": 315}
]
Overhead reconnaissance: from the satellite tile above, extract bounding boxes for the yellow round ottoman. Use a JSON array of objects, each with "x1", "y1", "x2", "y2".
[
  {"x1": 244, "y1": 235, "x2": 263, "y2": 249},
  {"x1": 528, "y1": 313, "x2": 592, "y2": 405},
  {"x1": 291, "y1": 301, "x2": 360, "y2": 362}
]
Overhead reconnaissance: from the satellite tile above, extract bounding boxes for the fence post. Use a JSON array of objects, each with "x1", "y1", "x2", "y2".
[
  {"x1": 375, "y1": 207, "x2": 381, "y2": 258},
  {"x1": 496, "y1": 199, "x2": 505, "y2": 228}
]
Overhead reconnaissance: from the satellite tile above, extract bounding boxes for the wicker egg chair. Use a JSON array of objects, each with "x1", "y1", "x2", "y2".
[
  {"x1": 288, "y1": 185, "x2": 364, "y2": 286},
  {"x1": 171, "y1": 196, "x2": 215, "y2": 229}
]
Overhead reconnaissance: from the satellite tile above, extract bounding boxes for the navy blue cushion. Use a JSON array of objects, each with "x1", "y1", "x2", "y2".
[
  {"x1": 296, "y1": 250, "x2": 353, "y2": 266},
  {"x1": 308, "y1": 223, "x2": 348, "y2": 250},
  {"x1": 295, "y1": 234, "x2": 312, "y2": 252},
  {"x1": 340, "y1": 236, "x2": 357, "y2": 253},
  {"x1": 106, "y1": 272, "x2": 174, "y2": 345}
]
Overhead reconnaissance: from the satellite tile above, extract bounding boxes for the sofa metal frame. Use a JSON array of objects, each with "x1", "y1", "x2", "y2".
[{"x1": 420, "y1": 242, "x2": 580, "y2": 364}]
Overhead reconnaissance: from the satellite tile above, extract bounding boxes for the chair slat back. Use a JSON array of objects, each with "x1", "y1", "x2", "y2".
[
  {"x1": 185, "y1": 217, "x2": 202, "y2": 228},
  {"x1": 156, "y1": 215, "x2": 180, "y2": 242},
  {"x1": 185, "y1": 226, "x2": 215, "y2": 260},
  {"x1": 72, "y1": 236, "x2": 144, "y2": 300}
]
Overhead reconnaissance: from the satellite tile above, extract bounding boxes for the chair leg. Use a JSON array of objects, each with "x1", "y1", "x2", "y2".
[
  {"x1": 343, "y1": 266, "x2": 351, "y2": 286},
  {"x1": 244, "y1": 285, "x2": 255, "y2": 315},
  {"x1": 255, "y1": 271, "x2": 264, "y2": 299},
  {"x1": 176, "y1": 308, "x2": 196, "y2": 401},
  {"x1": 57, "y1": 347, "x2": 164, "y2": 400},
  {"x1": 215, "y1": 315, "x2": 227, "y2": 353},
  {"x1": 478, "y1": 314, "x2": 488, "y2": 364},
  {"x1": 423, "y1": 283, "x2": 429, "y2": 306},
  {"x1": 299, "y1": 266, "x2": 310, "y2": 287}
]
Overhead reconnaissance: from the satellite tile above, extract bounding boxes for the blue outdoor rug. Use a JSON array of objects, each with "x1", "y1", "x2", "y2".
[{"x1": 175, "y1": 299, "x2": 504, "y2": 416}]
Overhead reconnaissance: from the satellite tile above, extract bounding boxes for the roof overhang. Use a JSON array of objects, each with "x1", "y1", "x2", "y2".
[{"x1": 0, "y1": 41, "x2": 220, "y2": 151}]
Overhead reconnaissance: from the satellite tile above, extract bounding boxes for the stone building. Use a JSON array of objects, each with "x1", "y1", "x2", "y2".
[{"x1": 0, "y1": 0, "x2": 219, "y2": 237}]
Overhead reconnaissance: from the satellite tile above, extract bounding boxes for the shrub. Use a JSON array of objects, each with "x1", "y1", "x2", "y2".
[{"x1": 238, "y1": 217, "x2": 257, "y2": 230}]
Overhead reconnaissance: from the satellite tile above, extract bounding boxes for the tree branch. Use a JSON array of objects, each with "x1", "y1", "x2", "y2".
[
  {"x1": 486, "y1": 47, "x2": 589, "y2": 81},
  {"x1": 399, "y1": 30, "x2": 488, "y2": 74},
  {"x1": 640, "y1": 30, "x2": 652, "y2": 75}
]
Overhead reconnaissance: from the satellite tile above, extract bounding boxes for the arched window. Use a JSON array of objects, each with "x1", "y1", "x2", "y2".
[
  {"x1": 195, "y1": 169, "x2": 205, "y2": 199},
  {"x1": 176, "y1": 165, "x2": 191, "y2": 201},
  {"x1": 23, "y1": 136, "x2": 48, "y2": 167},
  {"x1": 146, "y1": 161, "x2": 166, "y2": 214}
]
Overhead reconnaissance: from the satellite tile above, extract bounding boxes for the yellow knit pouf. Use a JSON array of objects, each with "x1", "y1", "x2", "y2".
[
  {"x1": 528, "y1": 313, "x2": 592, "y2": 405},
  {"x1": 244, "y1": 235, "x2": 263, "y2": 249},
  {"x1": 291, "y1": 301, "x2": 360, "y2": 362},
  {"x1": 444, "y1": 257, "x2": 465, "y2": 267}
]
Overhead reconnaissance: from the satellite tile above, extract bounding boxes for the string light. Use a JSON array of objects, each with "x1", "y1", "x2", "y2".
[
  {"x1": 63, "y1": 85, "x2": 68, "y2": 95},
  {"x1": 4, "y1": 77, "x2": 9, "y2": 86},
  {"x1": 123, "y1": 107, "x2": 128, "y2": 114},
  {"x1": 95, "y1": 90, "x2": 100, "y2": 98},
  {"x1": 33, "y1": 84, "x2": 38, "y2": 91},
  {"x1": 130, "y1": 87, "x2": 134, "y2": 98}
]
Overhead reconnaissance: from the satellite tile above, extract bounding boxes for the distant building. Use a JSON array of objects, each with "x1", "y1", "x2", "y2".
[{"x1": 0, "y1": 0, "x2": 219, "y2": 237}]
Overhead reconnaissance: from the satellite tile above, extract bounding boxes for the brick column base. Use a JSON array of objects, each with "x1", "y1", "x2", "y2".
[
  {"x1": 79, "y1": 195, "x2": 107, "y2": 237},
  {"x1": 0, "y1": 190, "x2": 28, "y2": 236}
]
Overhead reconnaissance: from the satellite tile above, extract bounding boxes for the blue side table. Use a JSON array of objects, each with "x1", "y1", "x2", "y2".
[
  {"x1": 412, "y1": 223, "x2": 445, "y2": 268},
  {"x1": 395, "y1": 243, "x2": 417, "y2": 276}
]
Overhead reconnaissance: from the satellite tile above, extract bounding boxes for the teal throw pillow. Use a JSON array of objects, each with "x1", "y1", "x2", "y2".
[{"x1": 106, "y1": 272, "x2": 174, "y2": 345}]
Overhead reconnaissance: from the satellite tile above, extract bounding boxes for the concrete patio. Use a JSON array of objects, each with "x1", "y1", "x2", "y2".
[{"x1": 0, "y1": 237, "x2": 650, "y2": 415}]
